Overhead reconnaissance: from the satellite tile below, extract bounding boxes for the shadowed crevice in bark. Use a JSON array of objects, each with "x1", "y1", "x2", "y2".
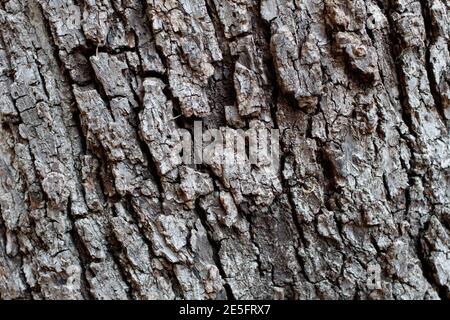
[
  {"x1": 195, "y1": 198, "x2": 236, "y2": 300},
  {"x1": 418, "y1": 0, "x2": 448, "y2": 130},
  {"x1": 416, "y1": 221, "x2": 448, "y2": 300}
]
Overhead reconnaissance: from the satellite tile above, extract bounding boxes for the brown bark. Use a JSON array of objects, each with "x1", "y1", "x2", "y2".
[{"x1": 0, "y1": 0, "x2": 449, "y2": 300}]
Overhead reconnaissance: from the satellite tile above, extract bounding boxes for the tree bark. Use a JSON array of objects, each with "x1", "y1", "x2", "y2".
[{"x1": 0, "y1": 0, "x2": 449, "y2": 300}]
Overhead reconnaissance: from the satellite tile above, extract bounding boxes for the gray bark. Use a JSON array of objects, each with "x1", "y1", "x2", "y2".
[{"x1": 0, "y1": 0, "x2": 449, "y2": 300}]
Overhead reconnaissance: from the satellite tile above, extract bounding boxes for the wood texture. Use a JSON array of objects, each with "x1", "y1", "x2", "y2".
[{"x1": 0, "y1": 0, "x2": 449, "y2": 300}]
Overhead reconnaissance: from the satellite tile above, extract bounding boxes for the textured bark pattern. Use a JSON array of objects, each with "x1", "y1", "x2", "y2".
[{"x1": 0, "y1": 0, "x2": 449, "y2": 300}]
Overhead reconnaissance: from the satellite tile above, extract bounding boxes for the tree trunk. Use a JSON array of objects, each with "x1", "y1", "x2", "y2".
[{"x1": 0, "y1": 0, "x2": 449, "y2": 300}]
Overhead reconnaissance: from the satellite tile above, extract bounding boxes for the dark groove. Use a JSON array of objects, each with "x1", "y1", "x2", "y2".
[
  {"x1": 195, "y1": 198, "x2": 236, "y2": 300},
  {"x1": 418, "y1": 0, "x2": 448, "y2": 129}
]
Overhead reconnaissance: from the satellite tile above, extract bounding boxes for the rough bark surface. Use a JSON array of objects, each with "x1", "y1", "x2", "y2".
[{"x1": 0, "y1": 0, "x2": 449, "y2": 300}]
